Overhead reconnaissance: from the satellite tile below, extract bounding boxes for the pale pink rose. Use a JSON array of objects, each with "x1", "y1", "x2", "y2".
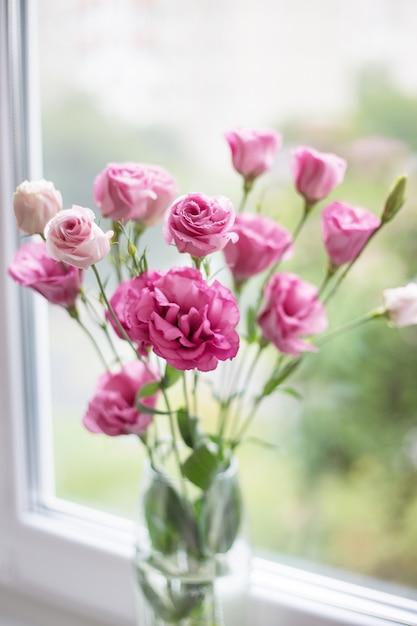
[
  {"x1": 13, "y1": 179, "x2": 62, "y2": 235},
  {"x1": 223, "y1": 213, "x2": 294, "y2": 283},
  {"x1": 322, "y1": 201, "x2": 381, "y2": 267},
  {"x1": 8, "y1": 241, "x2": 83, "y2": 308},
  {"x1": 45, "y1": 205, "x2": 113, "y2": 270},
  {"x1": 82, "y1": 360, "x2": 159, "y2": 437},
  {"x1": 116, "y1": 267, "x2": 240, "y2": 371},
  {"x1": 383, "y1": 283, "x2": 417, "y2": 327},
  {"x1": 225, "y1": 127, "x2": 282, "y2": 182},
  {"x1": 163, "y1": 192, "x2": 238, "y2": 257},
  {"x1": 93, "y1": 162, "x2": 179, "y2": 225},
  {"x1": 258, "y1": 272, "x2": 328, "y2": 356},
  {"x1": 292, "y1": 146, "x2": 347, "y2": 204}
]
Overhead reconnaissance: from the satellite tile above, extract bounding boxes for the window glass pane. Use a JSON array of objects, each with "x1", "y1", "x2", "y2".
[{"x1": 37, "y1": 0, "x2": 417, "y2": 594}]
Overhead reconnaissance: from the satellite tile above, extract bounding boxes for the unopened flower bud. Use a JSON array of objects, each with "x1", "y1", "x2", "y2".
[{"x1": 381, "y1": 175, "x2": 407, "y2": 224}]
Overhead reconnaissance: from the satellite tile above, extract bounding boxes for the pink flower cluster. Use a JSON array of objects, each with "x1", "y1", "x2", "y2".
[{"x1": 8, "y1": 125, "x2": 414, "y2": 443}]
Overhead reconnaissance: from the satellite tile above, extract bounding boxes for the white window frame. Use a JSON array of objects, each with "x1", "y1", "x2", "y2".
[{"x1": 0, "y1": 2, "x2": 416, "y2": 625}]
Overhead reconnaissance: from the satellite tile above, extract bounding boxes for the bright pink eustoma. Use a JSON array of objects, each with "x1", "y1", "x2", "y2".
[
  {"x1": 225, "y1": 127, "x2": 282, "y2": 182},
  {"x1": 93, "y1": 162, "x2": 179, "y2": 225},
  {"x1": 292, "y1": 146, "x2": 347, "y2": 205},
  {"x1": 82, "y1": 360, "x2": 159, "y2": 437},
  {"x1": 113, "y1": 267, "x2": 240, "y2": 371},
  {"x1": 45, "y1": 205, "x2": 113, "y2": 270},
  {"x1": 322, "y1": 201, "x2": 381, "y2": 267},
  {"x1": 13, "y1": 179, "x2": 62, "y2": 235},
  {"x1": 8, "y1": 241, "x2": 83, "y2": 308},
  {"x1": 223, "y1": 213, "x2": 294, "y2": 283},
  {"x1": 258, "y1": 272, "x2": 328, "y2": 356},
  {"x1": 383, "y1": 283, "x2": 417, "y2": 327},
  {"x1": 163, "y1": 192, "x2": 237, "y2": 257}
]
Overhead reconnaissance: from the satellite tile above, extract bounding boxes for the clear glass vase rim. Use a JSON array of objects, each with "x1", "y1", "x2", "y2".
[{"x1": 145, "y1": 454, "x2": 239, "y2": 485}]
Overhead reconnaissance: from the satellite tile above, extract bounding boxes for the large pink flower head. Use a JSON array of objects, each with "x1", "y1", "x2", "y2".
[
  {"x1": 8, "y1": 241, "x2": 83, "y2": 308},
  {"x1": 292, "y1": 146, "x2": 347, "y2": 205},
  {"x1": 163, "y1": 192, "x2": 238, "y2": 258},
  {"x1": 225, "y1": 127, "x2": 282, "y2": 183},
  {"x1": 45, "y1": 205, "x2": 113, "y2": 270},
  {"x1": 223, "y1": 213, "x2": 294, "y2": 283},
  {"x1": 93, "y1": 162, "x2": 179, "y2": 225},
  {"x1": 13, "y1": 179, "x2": 62, "y2": 235},
  {"x1": 113, "y1": 267, "x2": 240, "y2": 371},
  {"x1": 83, "y1": 360, "x2": 160, "y2": 437},
  {"x1": 258, "y1": 272, "x2": 328, "y2": 356},
  {"x1": 322, "y1": 201, "x2": 381, "y2": 267}
]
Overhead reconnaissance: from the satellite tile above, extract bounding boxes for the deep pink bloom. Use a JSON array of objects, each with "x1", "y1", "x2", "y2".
[
  {"x1": 82, "y1": 360, "x2": 159, "y2": 437},
  {"x1": 225, "y1": 127, "x2": 282, "y2": 182},
  {"x1": 292, "y1": 146, "x2": 346, "y2": 204},
  {"x1": 8, "y1": 241, "x2": 83, "y2": 308},
  {"x1": 94, "y1": 162, "x2": 179, "y2": 225},
  {"x1": 114, "y1": 267, "x2": 240, "y2": 371},
  {"x1": 45, "y1": 205, "x2": 113, "y2": 270},
  {"x1": 322, "y1": 201, "x2": 381, "y2": 267},
  {"x1": 108, "y1": 270, "x2": 163, "y2": 353},
  {"x1": 163, "y1": 192, "x2": 237, "y2": 257},
  {"x1": 13, "y1": 179, "x2": 62, "y2": 235},
  {"x1": 223, "y1": 213, "x2": 293, "y2": 283},
  {"x1": 258, "y1": 272, "x2": 328, "y2": 356}
]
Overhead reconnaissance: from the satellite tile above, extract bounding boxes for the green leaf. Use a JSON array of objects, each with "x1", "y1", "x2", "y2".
[
  {"x1": 161, "y1": 364, "x2": 182, "y2": 389},
  {"x1": 143, "y1": 478, "x2": 200, "y2": 555},
  {"x1": 197, "y1": 469, "x2": 242, "y2": 554},
  {"x1": 177, "y1": 407, "x2": 202, "y2": 448},
  {"x1": 137, "y1": 381, "x2": 160, "y2": 398},
  {"x1": 182, "y1": 442, "x2": 221, "y2": 491}
]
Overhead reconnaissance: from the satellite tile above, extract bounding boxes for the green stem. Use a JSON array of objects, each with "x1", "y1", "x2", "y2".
[
  {"x1": 69, "y1": 309, "x2": 109, "y2": 371},
  {"x1": 316, "y1": 307, "x2": 386, "y2": 347},
  {"x1": 228, "y1": 344, "x2": 264, "y2": 441}
]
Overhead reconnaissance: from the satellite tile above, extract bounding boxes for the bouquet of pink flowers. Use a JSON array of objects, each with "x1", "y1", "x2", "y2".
[
  {"x1": 8, "y1": 127, "x2": 416, "y2": 471},
  {"x1": 7, "y1": 127, "x2": 416, "y2": 625}
]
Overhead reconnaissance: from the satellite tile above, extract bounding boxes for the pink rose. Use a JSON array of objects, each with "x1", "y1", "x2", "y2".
[
  {"x1": 115, "y1": 267, "x2": 240, "y2": 371},
  {"x1": 163, "y1": 192, "x2": 237, "y2": 257},
  {"x1": 13, "y1": 179, "x2": 62, "y2": 235},
  {"x1": 292, "y1": 146, "x2": 347, "y2": 205},
  {"x1": 45, "y1": 205, "x2": 113, "y2": 270},
  {"x1": 223, "y1": 213, "x2": 294, "y2": 283},
  {"x1": 258, "y1": 272, "x2": 328, "y2": 356},
  {"x1": 322, "y1": 201, "x2": 381, "y2": 267},
  {"x1": 383, "y1": 283, "x2": 417, "y2": 328},
  {"x1": 93, "y1": 162, "x2": 179, "y2": 225},
  {"x1": 8, "y1": 241, "x2": 83, "y2": 308},
  {"x1": 108, "y1": 270, "x2": 163, "y2": 353},
  {"x1": 83, "y1": 360, "x2": 159, "y2": 437},
  {"x1": 225, "y1": 127, "x2": 282, "y2": 182}
]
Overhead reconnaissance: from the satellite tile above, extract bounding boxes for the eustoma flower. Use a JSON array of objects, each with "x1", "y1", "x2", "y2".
[
  {"x1": 83, "y1": 360, "x2": 160, "y2": 436},
  {"x1": 110, "y1": 266, "x2": 240, "y2": 371},
  {"x1": 93, "y1": 162, "x2": 179, "y2": 225},
  {"x1": 224, "y1": 127, "x2": 282, "y2": 185},
  {"x1": 45, "y1": 205, "x2": 113, "y2": 270},
  {"x1": 13, "y1": 179, "x2": 62, "y2": 235},
  {"x1": 163, "y1": 192, "x2": 237, "y2": 257},
  {"x1": 8, "y1": 241, "x2": 83, "y2": 308},
  {"x1": 223, "y1": 213, "x2": 294, "y2": 284},
  {"x1": 322, "y1": 201, "x2": 381, "y2": 268},
  {"x1": 292, "y1": 146, "x2": 347, "y2": 206},
  {"x1": 382, "y1": 283, "x2": 417, "y2": 327},
  {"x1": 258, "y1": 272, "x2": 328, "y2": 356}
]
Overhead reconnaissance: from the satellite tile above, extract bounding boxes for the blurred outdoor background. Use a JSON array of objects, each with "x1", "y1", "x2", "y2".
[{"x1": 37, "y1": 0, "x2": 417, "y2": 594}]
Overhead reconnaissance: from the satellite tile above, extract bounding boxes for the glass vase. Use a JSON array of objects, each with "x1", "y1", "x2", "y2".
[{"x1": 133, "y1": 451, "x2": 251, "y2": 626}]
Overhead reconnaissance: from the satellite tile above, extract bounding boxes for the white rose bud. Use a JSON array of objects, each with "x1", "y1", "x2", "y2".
[
  {"x1": 13, "y1": 179, "x2": 63, "y2": 235},
  {"x1": 383, "y1": 282, "x2": 417, "y2": 327}
]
